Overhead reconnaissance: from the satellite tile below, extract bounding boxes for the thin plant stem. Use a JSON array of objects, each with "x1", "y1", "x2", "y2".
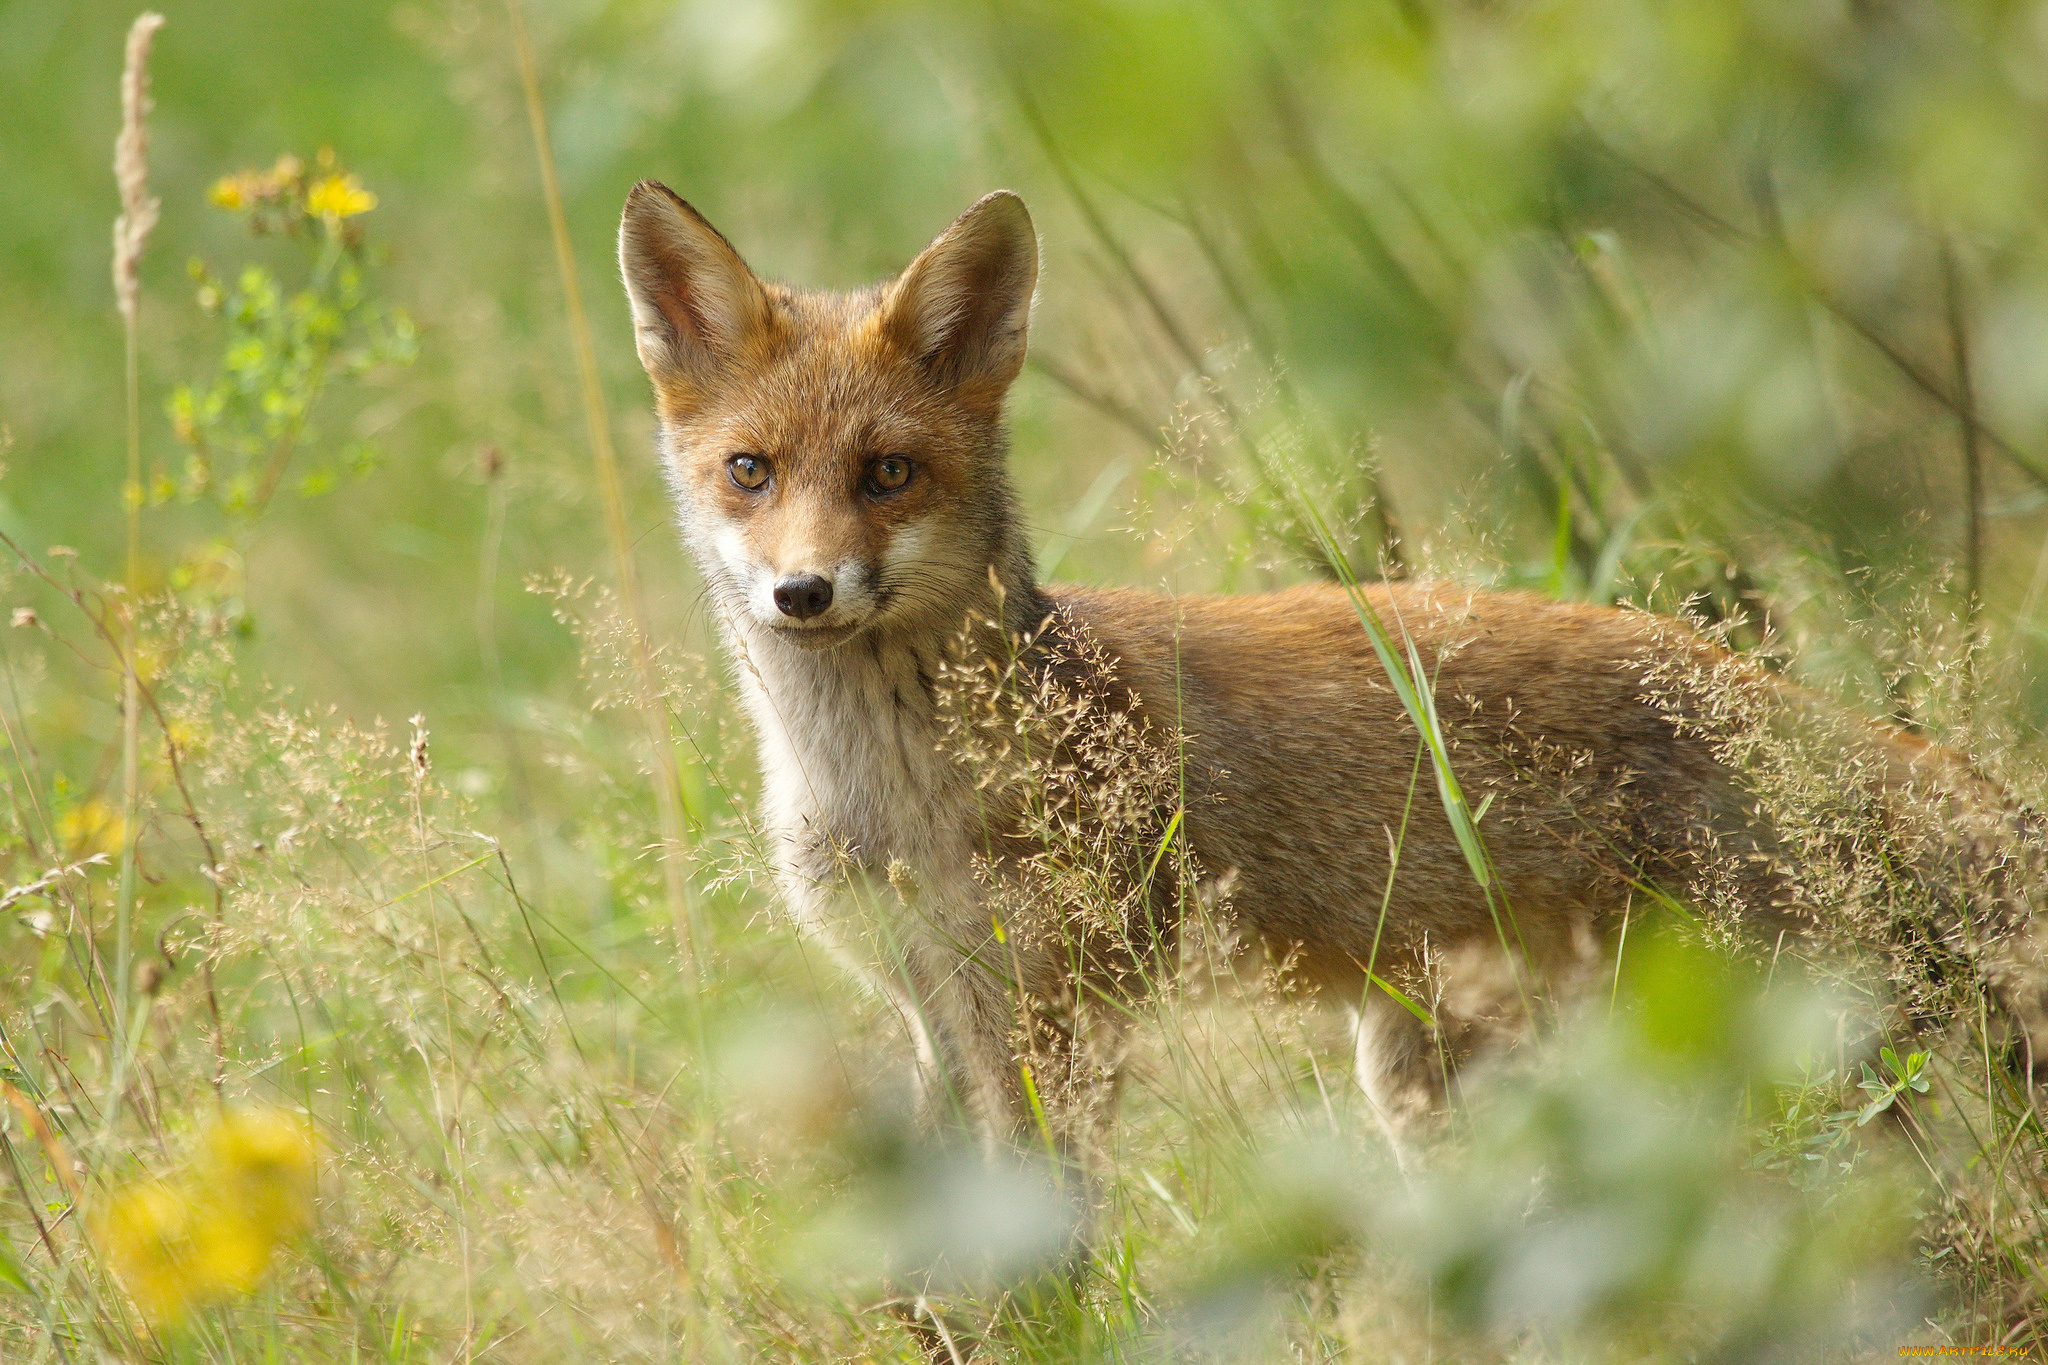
[
  {"x1": 1944, "y1": 240, "x2": 1985, "y2": 644},
  {"x1": 504, "y1": 2, "x2": 699, "y2": 974},
  {"x1": 110, "y1": 9, "x2": 165, "y2": 1132},
  {"x1": 116, "y1": 290, "x2": 142, "y2": 1085}
]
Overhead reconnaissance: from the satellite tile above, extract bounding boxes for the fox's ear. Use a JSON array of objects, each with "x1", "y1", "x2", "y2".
[
  {"x1": 882, "y1": 191, "x2": 1038, "y2": 416},
  {"x1": 618, "y1": 181, "x2": 770, "y2": 400}
]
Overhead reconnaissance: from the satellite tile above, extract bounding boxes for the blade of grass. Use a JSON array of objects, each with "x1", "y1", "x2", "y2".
[
  {"x1": 1292, "y1": 497, "x2": 1533, "y2": 1004},
  {"x1": 1366, "y1": 972, "x2": 1434, "y2": 1026}
]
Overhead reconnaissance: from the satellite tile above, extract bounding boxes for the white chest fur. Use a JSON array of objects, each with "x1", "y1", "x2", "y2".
[{"x1": 730, "y1": 626, "x2": 980, "y2": 929}]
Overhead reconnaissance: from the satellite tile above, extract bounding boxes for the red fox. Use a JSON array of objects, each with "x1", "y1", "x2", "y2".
[{"x1": 617, "y1": 182, "x2": 2042, "y2": 1159}]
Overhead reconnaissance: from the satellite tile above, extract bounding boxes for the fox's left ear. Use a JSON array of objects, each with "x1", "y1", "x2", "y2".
[{"x1": 882, "y1": 191, "x2": 1038, "y2": 416}]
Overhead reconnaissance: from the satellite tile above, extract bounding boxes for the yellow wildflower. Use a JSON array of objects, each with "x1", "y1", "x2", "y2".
[
  {"x1": 206, "y1": 175, "x2": 244, "y2": 210},
  {"x1": 91, "y1": 1109, "x2": 319, "y2": 1325},
  {"x1": 198, "y1": 1108, "x2": 319, "y2": 1247},
  {"x1": 164, "y1": 717, "x2": 206, "y2": 755},
  {"x1": 305, "y1": 172, "x2": 376, "y2": 221},
  {"x1": 57, "y1": 796, "x2": 123, "y2": 856},
  {"x1": 92, "y1": 1180, "x2": 198, "y2": 1324}
]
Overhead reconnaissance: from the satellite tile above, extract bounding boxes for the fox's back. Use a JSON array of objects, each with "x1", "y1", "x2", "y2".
[{"x1": 1051, "y1": 581, "x2": 1781, "y2": 982}]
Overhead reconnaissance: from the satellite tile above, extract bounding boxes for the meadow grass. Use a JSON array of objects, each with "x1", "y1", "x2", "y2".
[{"x1": 11, "y1": 4, "x2": 2048, "y2": 1362}]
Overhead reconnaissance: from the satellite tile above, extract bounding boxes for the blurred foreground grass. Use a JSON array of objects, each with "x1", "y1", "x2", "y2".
[{"x1": 8, "y1": 1, "x2": 2048, "y2": 1359}]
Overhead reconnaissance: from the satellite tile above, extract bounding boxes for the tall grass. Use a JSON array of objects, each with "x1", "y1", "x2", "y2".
[{"x1": 8, "y1": 3, "x2": 2048, "y2": 1362}]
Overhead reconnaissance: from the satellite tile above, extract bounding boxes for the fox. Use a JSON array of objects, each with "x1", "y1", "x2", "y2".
[{"x1": 616, "y1": 181, "x2": 2046, "y2": 1165}]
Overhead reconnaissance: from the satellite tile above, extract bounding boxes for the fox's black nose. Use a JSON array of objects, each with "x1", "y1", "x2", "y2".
[{"x1": 773, "y1": 574, "x2": 834, "y2": 620}]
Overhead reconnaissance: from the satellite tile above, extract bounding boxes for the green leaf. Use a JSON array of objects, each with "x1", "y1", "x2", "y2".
[
  {"x1": 0, "y1": 1238, "x2": 30, "y2": 1294},
  {"x1": 1367, "y1": 971, "x2": 1435, "y2": 1025}
]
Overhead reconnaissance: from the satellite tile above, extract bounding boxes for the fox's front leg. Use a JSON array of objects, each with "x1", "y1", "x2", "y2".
[
  {"x1": 896, "y1": 915, "x2": 1118, "y2": 1286},
  {"x1": 904, "y1": 912, "x2": 1136, "y2": 1235},
  {"x1": 892, "y1": 931, "x2": 1035, "y2": 1152},
  {"x1": 883, "y1": 902, "x2": 1121, "y2": 1181},
  {"x1": 776, "y1": 848, "x2": 1030, "y2": 1147}
]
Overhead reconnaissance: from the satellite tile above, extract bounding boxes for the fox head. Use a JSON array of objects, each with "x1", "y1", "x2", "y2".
[{"x1": 618, "y1": 183, "x2": 1040, "y2": 651}]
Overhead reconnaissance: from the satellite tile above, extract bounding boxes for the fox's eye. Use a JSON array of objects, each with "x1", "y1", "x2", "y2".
[
  {"x1": 729, "y1": 454, "x2": 770, "y2": 491},
  {"x1": 867, "y1": 456, "x2": 912, "y2": 495}
]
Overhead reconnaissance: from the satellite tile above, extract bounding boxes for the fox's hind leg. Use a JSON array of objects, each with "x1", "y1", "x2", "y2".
[{"x1": 1348, "y1": 992, "x2": 1444, "y2": 1170}]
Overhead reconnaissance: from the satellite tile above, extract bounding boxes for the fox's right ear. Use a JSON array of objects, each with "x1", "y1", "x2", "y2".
[{"x1": 618, "y1": 181, "x2": 770, "y2": 403}]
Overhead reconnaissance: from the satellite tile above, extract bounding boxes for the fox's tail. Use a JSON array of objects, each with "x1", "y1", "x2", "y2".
[{"x1": 1833, "y1": 717, "x2": 2048, "y2": 1070}]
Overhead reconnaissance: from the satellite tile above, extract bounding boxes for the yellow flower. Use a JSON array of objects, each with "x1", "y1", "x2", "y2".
[
  {"x1": 199, "y1": 1109, "x2": 319, "y2": 1247},
  {"x1": 305, "y1": 172, "x2": 376, "y2": 220},
  {"x1": 57, "y1": 796, "x2": 123, "y2": 856},
  {"x1": 164, "y1": 717, "x2": 206, "y2": 755},
  {"x1": 92, "y1": 1179, "x2": 199, "y2": 1324},
  {"x1": 91, "y1": 1109, "x2": 319, "y2": 1325},
  {"x1": 206, "y1": 176, "x2": 244, "y2": 210}
]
